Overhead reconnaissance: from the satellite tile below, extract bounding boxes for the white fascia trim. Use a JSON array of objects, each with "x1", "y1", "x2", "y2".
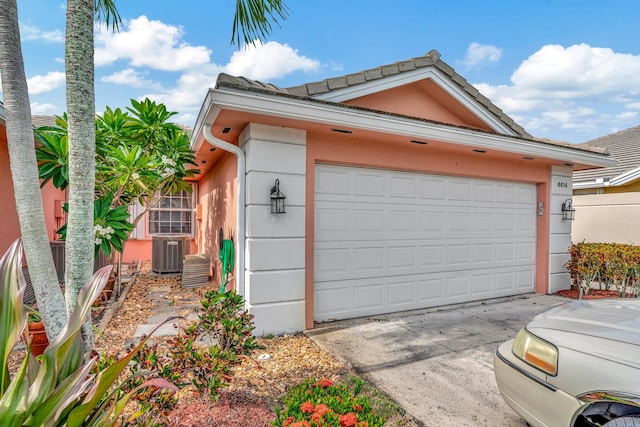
[
  {"x1": 574, "y1": 167, "x2": 640, "y2": 190},
  {"x1": 609, "y1": 166, "x2": 640, "y2": 186},
  {"x1": 0, "y1": 103, "x2": 5, "y2": 124},
  {"x1": 209, "y1": 87, "x2": 617, "y2": 169},
  {"x1": 190, "y1": 89, "x2": 217, "y2": 151},
  {"x1": 572, "y1": 181, "x2": 606, "y2": 190},
  {"x1": 313, "y1": 67, "x2": 517, "y2": 136}
]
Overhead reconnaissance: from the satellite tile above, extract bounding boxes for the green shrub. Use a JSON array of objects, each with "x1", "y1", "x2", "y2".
[
  {"x1": 97, "y1": 289, "x2": 264, "y2": 425},
  {"x1": 565, "y1": 242, "x2": 640, "y2": 297},
  {"x1": 272, "y1": 377, "x2": 386, "y2": 427}
]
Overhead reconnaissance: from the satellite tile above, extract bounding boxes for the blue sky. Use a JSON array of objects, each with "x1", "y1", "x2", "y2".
[{"x1": 8, "y1": 0, "x2": 640, "y2": 143}]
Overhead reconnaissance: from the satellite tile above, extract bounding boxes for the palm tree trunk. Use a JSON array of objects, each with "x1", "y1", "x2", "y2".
[
  {"x1": 65, "y1": 0, "x2": 96, "y2": 348},
  {"x1": 0, "y1": 0, "x2": 67, "y2": 340}
]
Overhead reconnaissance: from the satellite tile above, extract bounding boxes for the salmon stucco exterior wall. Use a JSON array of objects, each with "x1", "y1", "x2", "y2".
[
  {"x1": 1, "y1": 125, "x2": 66, "y2": 255},
  {"x1": 0, "y1": 127, "x2": 21, "y2": 255},
  {"x1": 304, "y1": 132, "x2": 555, "y2": 329},
  {"x1": 197, "y1": 151, "x2": 238, "y2": 289},
  {"x1": 344, "y1": 81, "x2": 493, "y2": 133}
]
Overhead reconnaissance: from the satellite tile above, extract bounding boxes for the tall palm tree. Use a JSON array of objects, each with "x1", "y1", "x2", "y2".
[
  {"x1": 64, "y1": 0, "x2": 121, "y2": 348},
  {"x1": 0, "y1": 0, "x2": 67, "y2": 339},
  {"x1": 0, "y1": 0, "x2": 286, "y2": 346}
]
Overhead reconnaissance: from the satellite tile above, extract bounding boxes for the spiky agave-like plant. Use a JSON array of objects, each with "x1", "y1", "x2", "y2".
[{"x1": 0, "y1": 238, "x2": 177, "y2": 426}]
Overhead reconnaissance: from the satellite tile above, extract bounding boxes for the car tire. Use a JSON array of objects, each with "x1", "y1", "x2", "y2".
[{"x1": 604, "y1": 417, "x2": 640, "y2": 427}]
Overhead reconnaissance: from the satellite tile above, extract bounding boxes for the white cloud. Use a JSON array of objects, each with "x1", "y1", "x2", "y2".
[
  {"x1": 140, "y1": 64, "x2": 224, "y2": 113},
  {"x1": 20, "y1": 23, "x2": 64, "y2": 43},
  {"x1": 461, "y1": 42, "x2": 502, "y2": 69},
  {"x1": 139, "y1": 40, "x2": 321, "y2": 116},
  {"x1": 31, "y1": 102, "x2": 59, "y2": 114},
  {"x1": 27, "y1": 71, "x2": 65, "y2": 94},
  {"x1": 95, "y1": 16, "x2": 211, "y2": 71},
  {"x1": 101, "y1": 68, "x2": 163, "y2": 90},
  {"x1": 225, "y1": 41, "x2": 320, "y2": 80},
  {"x1": 473, "y1": 44, "x2": 640, "y2": 140},
  {"x1": 510, "y1": 44, "x2": 640, "y2": 98},
  {"x1": 616, "y1": 111, "x2": 638, "y2": 121}
]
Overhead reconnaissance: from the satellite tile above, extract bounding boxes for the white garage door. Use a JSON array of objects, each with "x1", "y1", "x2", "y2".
[{"x1": 314, "y1": 165, "x2": 537, "y2": 322}]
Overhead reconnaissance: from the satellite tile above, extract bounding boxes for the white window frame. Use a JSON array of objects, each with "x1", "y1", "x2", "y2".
[{"x1": 147, "y1": 184, "x2": 197, "y2": 237}]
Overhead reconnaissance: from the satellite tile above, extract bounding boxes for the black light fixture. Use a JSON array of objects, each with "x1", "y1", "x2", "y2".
[
  {"x1": 270, "y1": 179, "x2": 286, "y2": 214},
  {"x1": 561, "y1": 199, "x2": 575, "y2": 220}
]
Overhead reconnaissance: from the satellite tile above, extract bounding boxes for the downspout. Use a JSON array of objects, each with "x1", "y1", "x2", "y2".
[{"x1": 202, "y1": 124, "x2": 246, "y2": 297}]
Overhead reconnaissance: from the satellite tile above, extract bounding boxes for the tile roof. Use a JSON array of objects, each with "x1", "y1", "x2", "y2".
[
  {"x1": 32, "y1": 115, "x2": 56, "y2": 128},
  {"x1": 572, "y1": 125, "x2": 640, "y2": 183},
  {"x1": 218, "y1": 50, "x2": 532, "y2": 138},
  {"x1": 214, "y1": 52, "x2": 608, "y2": 157}
]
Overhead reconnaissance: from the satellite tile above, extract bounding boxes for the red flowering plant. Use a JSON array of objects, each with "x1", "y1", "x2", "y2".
[{"x1": 272, "y1": 377, "x2": 385, "y2": 427}]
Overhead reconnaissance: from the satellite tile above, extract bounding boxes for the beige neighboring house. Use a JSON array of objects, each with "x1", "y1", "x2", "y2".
[{"x1": 572, "y1": 126, "x2": 640, "y2": 244}]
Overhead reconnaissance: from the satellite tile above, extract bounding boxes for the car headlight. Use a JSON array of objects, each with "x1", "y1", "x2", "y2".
[{"x1": 512, "y1": 328, "x2": 558, "y2": 376}]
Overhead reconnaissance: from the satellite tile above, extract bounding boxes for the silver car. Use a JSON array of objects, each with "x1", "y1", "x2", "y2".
[{"x1": 494, "y1": 299, "x2": 640, "y2": 427}]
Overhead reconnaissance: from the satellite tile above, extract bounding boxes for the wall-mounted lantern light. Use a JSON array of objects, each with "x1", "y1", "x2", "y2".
[
  {"x1": 561, "y1": 199, "x2": 575, "y2": 220},
  {"x1": 270, "y1": 179, "x2": 286, "y2": 214}
]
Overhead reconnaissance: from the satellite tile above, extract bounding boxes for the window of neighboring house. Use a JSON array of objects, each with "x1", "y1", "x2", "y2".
[{"x1": 147, "y1": 187, "x2": 197, "y2": 236}]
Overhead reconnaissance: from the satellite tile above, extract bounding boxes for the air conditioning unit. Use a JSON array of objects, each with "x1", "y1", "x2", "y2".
[
  {"x1": 49, "y1": 240, "x2": 111, "y2": 283},
  {"x1": 50, "y1": 240, "x2": 66, "y2": 283},
  {"x1": 152, "y1": 234, "x2": 190, "y2": 274}
]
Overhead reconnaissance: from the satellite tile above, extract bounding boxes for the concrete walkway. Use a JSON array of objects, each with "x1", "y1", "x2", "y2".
[
  {"x1": 306, "y1": 294, "x2": 569, "y2": 427},
  {"x1": 133, "y1": 283, "x2": 200, "y2": 341}
]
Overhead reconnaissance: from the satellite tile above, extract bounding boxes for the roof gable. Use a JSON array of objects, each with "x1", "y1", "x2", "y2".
[
  {"x1": 342, "y1": 80, "x2": 495, "y2": 133},
  {"x1": 285, "y1": 50, "x2": 530, "y2": 138}
]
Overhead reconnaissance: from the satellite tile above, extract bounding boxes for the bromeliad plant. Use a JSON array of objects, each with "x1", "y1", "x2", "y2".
[{"x1": 0, "y1": 239, "x2": 176, "y2": 426}]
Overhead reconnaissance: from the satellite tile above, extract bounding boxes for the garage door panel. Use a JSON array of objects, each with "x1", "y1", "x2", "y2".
[
  {"x1": 354, "y1": 172, "x2": 386, "y2": 197},
  {"x1": 518, "y1": 186, "x2": 537, "y2": 204},
  {"x1": 353, "y1": 247, "x2": 385, "y2": 272},
  {"x1": 388, "y1": 280, "x2": 415, "y2": 305},
  {"x1": 315, "y1": 238, "x2": 536, "y2": 282},
  {"x1": 314, "y1": 265, "x2": 537, "y2": 321},
  {"x1": 316, "y1": 168, "x2": 350, "y2": 196},
  {"x1": 354, "y1": 210, "x2": 384, "y2": 231},
  {"x1": 316, "y1": 247, "x2": 350, "y2": 275},
  {"x1": 315, "y1": 285, "x2": 351, "y2": 318},
  {"x1": 389, "y1": 175, "x2": 417, "y2": 197},
  {"x1": 316, "y1": 204, "x2": 534, "y2": 239},
  {"x1": 389, "y1": 246, "x2": 417, "y2": 269},
  {"x1": 316, "y1": 208, "x2": 350, "y2": 233},
  {"x1": 314, "y1": 165, "x2": 536, "y2": 322},
  {"x1": 353, "y1": 283, "x2": 385, "y2": 310},
  {"x1": 446, "y1": 275, "x2": 469, "y2": 297},
  {"x1": 389, "y1": 210, "x2": 417, "y2": 231},
  {"x1": 471, "y1": 274, "x2": 493, "y2": 294},
  {"x1": 516, "y1": 269, "x2": 535, "y2": 290}
]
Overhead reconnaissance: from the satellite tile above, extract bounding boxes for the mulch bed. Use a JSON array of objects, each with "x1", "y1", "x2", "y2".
[
  {"x1": 557, "y1": 288, "x2": 621, "y2": 299},
  {"x1": 8, "y1": 262, "x2": 418, "y2": 426}
]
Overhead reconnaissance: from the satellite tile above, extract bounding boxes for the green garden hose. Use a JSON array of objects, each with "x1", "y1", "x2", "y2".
[{"x1": 219, "y1": 239, "x2": 234, "y2": 293}]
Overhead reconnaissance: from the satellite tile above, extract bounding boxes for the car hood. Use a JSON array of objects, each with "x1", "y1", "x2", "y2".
[{"x1": 529, "y1": 299, "x2": 640, "y2": 346}]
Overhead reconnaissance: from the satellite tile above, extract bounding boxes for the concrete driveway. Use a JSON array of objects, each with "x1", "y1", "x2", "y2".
[{"x1": 306, "y1": 294, "x2": 568, "y2": 426}]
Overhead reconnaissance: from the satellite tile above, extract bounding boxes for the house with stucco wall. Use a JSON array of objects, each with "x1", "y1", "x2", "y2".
[
  {"x1": 1, "y1": 51, "x2": 617, "y2": 336},
  {"x1": 0, "y1": 104, "x2": 65, "y2": 256},
  {"x1": 186, "y1": 50, "x2": 615, "y2": 335},
  {"x1": 572, "y1": 126, "x2": 639, "y2": 244}
]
